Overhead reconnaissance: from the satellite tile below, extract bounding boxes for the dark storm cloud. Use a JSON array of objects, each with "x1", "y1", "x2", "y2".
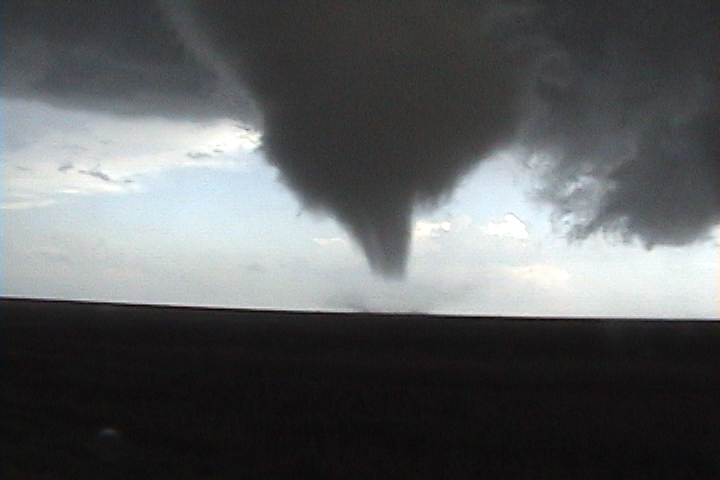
[
  {"x1": 161, "y1": 2, "x2": 520, "y2": 277},
  {"x1": 5, "y1": 1, "x2": 718, "y2": 276},
  {"x1": 3, "y1": 0, "x2": 253, "y2": 119},
  {"x1": 514, "y1": 1, "x2": 720, "y2": 248}
]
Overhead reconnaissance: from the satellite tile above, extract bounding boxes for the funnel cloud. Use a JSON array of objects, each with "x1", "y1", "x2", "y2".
[{"x1": 4, "y1": 1, "x2": 718, "y2": 277}]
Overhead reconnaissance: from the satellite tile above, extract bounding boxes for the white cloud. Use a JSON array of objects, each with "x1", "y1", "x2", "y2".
[
  {"x1": 482, "y1": 213, "x2": 529, "y2": 240},
  {"x1": 312, "y1": 236, "x2": 347, "y2": 247},
  {"x1": 504, "y1": 263, "x2": 570, "y2": 289},
  {"x1": 1, "y1": 196, "x2": 57, "y2": 211},
  {"x1": 413, "y1": 220, "x2": 452, "y2": 240},
  {"x1": 2, "y1": 100, "x2": 262, "y2": 209}
]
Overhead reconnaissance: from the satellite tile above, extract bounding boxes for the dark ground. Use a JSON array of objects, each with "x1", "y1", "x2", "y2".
[{"x1": 2, "y1": 298, "x2": 719, "y2": 479}]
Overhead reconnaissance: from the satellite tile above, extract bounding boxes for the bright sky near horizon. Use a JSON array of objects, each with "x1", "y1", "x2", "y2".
[{"x1": 3, "y1": 98, "x2": 717, "y2": 318}]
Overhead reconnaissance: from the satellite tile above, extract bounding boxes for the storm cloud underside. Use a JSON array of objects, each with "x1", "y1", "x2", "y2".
[{"x1": 4, "y1": 1, "x2": 718, "y2": 277}]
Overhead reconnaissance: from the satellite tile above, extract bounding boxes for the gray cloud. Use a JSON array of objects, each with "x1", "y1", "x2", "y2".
[
  {"x1": 77, "y1": 168, "x2": 113, "y2": 183},
  {"x1": 5, "y1": 1, "x2": 718, "y2": 276},
  {"x1": 3, "y1": 1, "x2": 248, "y2": 119},
  {"x1": 186, "y1": 151, "x2": 213, "y2": 160},
  {"x1": 514, "y1": 1, "x2": 719, "y2": 248}
]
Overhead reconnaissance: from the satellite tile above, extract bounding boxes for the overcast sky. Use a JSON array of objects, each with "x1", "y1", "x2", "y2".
[
  {"x1": 2, "y1": 98, "x2": 716, "y2": 318},
  {"x1": 2, "y1": 2, "x2": 718, "y2": 318}
]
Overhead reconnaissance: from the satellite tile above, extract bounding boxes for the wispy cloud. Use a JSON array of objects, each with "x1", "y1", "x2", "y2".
[
  {"x1": 77, "y1": 168, "x2": 113, "y2": 183},
  {"x1": 1, "y1": 198, "x2": 57, "y2": 211}
]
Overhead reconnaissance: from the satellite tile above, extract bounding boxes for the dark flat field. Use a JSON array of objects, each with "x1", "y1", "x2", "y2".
[{"x1": 2, "y1": 298, "x2": 719, "y2": 479}]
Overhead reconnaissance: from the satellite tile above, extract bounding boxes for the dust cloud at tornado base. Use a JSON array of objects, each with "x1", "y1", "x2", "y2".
[{"x1": 4, "y1": 1, "x2": 718, "y2": 277}]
